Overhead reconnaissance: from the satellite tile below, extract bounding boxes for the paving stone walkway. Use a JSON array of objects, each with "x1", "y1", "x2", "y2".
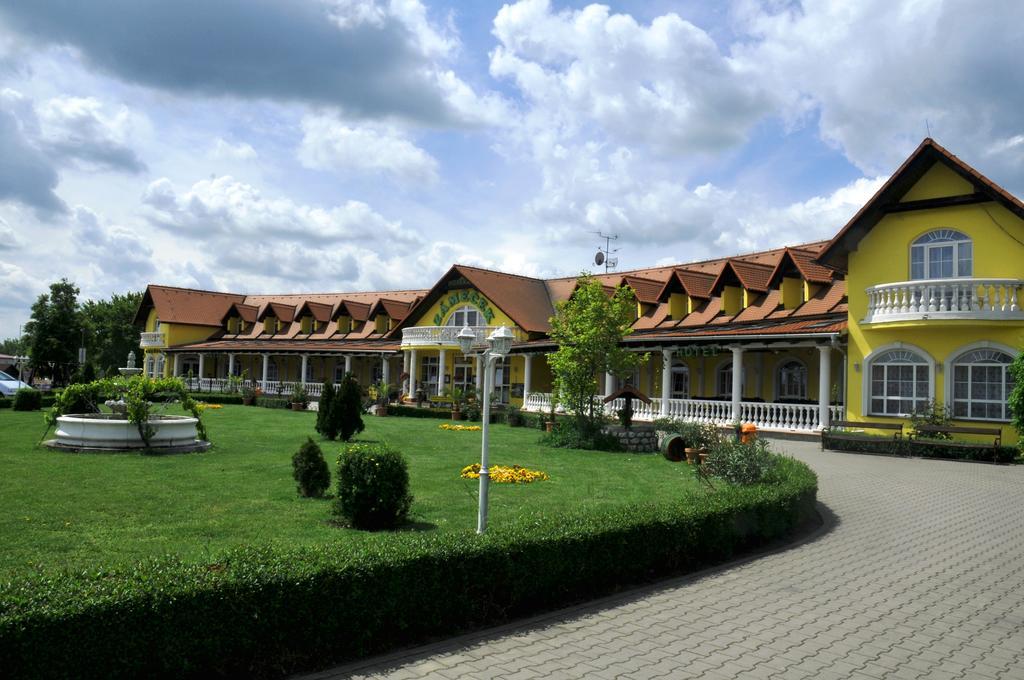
[{"x1": 303, "y1": 441, "x2": 1024, "y2": 680}]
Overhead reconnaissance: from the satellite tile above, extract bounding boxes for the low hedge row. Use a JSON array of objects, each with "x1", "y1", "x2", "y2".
[
  {"x1": 188, "y1": 392, "x2": 245, "y2": 405},
  {"x1": 389, "y1": 404, "x2": 452, "y2": 419},
  {"x1": 0, "y1": 458, "x2": 816, "y2": 679},
  {"x1": 821, "y1": 432, "x2": 1019, "y2": 463},
  {"x1": 0, "y1": 394, "x2": 56, "y2": 410}
]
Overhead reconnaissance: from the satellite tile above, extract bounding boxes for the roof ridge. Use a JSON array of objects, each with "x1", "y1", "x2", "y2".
[{"x1": 453, "y1": 263, "x2": 548, "y2": 284}]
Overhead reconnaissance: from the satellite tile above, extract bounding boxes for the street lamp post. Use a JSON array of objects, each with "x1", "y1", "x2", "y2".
[{"x1": 457, "y1": 324, "x2": 514, "y2": 534}]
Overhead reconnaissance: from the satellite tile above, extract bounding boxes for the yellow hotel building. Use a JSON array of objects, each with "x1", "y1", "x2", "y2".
[{"x1": 135, "y1": 139, "x2": 1024, "y2": 441}]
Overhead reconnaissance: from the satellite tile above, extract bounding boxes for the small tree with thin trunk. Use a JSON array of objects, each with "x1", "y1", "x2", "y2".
[{"x1": 547, "y1": 275, "x2": 647, "y2": 434}]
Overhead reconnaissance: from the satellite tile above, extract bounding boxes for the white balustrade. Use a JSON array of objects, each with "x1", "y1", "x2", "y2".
[
  {"x1": 139, "y1": 332, "x2": 166, "y2": 348},
  {"x1": 522, "y1": 393, "x2": 836, "y2": 432},
  {"x1": 865, "y1": 278, "x2": 1024, "y2": 323},
  {"x1": 401, "y1": 325, "x2": 524, "y2": 347}
]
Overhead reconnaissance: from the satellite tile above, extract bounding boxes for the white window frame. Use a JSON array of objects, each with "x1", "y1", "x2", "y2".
[
  {"x1": 446, "y1": 305, "x2": 484, "y2": 328},
  {"x1": 421, "y1": 356, "x2": 440, "y2": 394},
  {"x1": 493, "y1": 357, "x2": 512, "y2": 404},
  {"x1": 716, "y1": 359, "x2": 745, "y2": 399},
  {"x1": 670, "y1": 363, "x2": 690, "y2": 399},
  {"x1": 776, "y1": 358, "x2": 808, "y2": 400},
  {"x1": 863, "y1": 343, "x2": 935, "y2": 417},
  {"x1": 910, "y1": 229, "x2": 972, "y2": 280},
  {"x1": 943, "y1": 341, "x2": 1016, "y2": 422}
]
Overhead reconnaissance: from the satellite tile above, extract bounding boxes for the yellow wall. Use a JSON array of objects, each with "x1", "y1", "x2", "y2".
[
  {"x1": 401, "y1": 286, "x2": 522, "y2": 351},
  {"x1": 722, "y1": 286, "x2": 741, "y2": 316},
  {"x1": 780, "y1": 277, "x2": 803, "y2": 309},
  {"x1": 845, "y1": 166, "x2": 1024, "y2": 441},
  {"x1": 900, "y1": 164, "x2": 973, "y2": 201}
]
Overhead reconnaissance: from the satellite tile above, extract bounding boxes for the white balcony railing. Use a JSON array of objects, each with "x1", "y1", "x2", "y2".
[
  {"x1": 178, "y1": 377, "x2": 325, "y2": 398},
  {"x1": 401, "y1": 325, "x2": 523, "y2": 347},
  {"x1": 139, "y1": 331, "x2": 166, "y2": 348},
  {"x1": 864, "y1": 278, "x2": 1024, "y2": 323},
  {"x1": 523, "y1": 393, "x2": 845, "y2": 433}
]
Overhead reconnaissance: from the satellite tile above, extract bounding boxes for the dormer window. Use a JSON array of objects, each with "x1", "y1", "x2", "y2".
[
  {"x1": 337, "y1": 315, "x2": 352, "y2": 333},
  {"x1": 375, "y1": 315, "x2": 389, "y2": 333},
  {"x1": 264, "y1": 317, "x2": 276, "y2": 334},
  {"x1": 910, "y1": 230, "x2": 971, "y2": 280}
]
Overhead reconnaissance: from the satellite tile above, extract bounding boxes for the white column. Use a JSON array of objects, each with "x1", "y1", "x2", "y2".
[
  {"x1": 604, "y1": 371, "x2": 615, "y2": 396},
  {"x1": 300, "y1": 354, "x2": 308, "y2": 385},
  {"x1": 523, "y1": 354, "x2": 533, "y2": 397},
  {"x1": 409, "y1": 349, "x2": 417, "y2": 393},
  {"x1": 261, "y1": 353, "x2": 269, "y2": 387},
  {"x1": 173, "y1": 354, "x2": 181, "y2": 377},
  {"x1": 228, "y1": 353, "x2": 235, "y2": 378},
  {"x1": 818, "y1": 345, "x2": 832, "y2": 430},
  {"x1": 731, "y1": 346, "x2": 744, "y2": 423},
  {"x1": 344, "y1": 354, "x2": 352, "y2": 376},
  {"x1": 198, "y1": 353, "x2": 206, "y2": 379},
  {"x1": 382, "y1": 355, "x2": 391, "y2": 386},
  {"x1": 402, "y1": 350, "x2": 411, "y2": 394},
  {"x1": 475, "y1": 355, "x2": 483, "y2": 392},
  {"x1": 660, "y1": 349, "x2": 672, "y2": 416},
  {"x1": 438, "y1": 348, "x2": 447, "y2": 396}
]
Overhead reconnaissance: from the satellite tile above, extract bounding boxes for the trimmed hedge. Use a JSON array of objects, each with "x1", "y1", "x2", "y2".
[
  {"x1": 0, "y1": 458, "x2": 816, "y2": 679},
  {"x1": 389, "y1": 404, "x2": 451, "y2": 419},
  {"x1": 188, "y1": 392, "x2": 245, "y2": 405},
  {"x1": 0, "y1": 394, "x2": 55, "y2": 409},
  {"x1": 822, "y1": 432, "x2": 1019, "y2": 463}
]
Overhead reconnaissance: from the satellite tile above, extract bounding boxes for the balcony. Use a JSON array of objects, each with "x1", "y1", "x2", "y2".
[
  {"x1": 864, "y1": 278, "x2": 1024, "y2": 324},
  {"x1": 139, "y1": 331, "x2": 167, "y2": 348},
  {"x1": 401, "y1": 325, "x2": 523, "y2": 348}
]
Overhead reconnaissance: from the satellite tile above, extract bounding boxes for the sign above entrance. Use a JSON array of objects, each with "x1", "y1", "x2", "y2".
[
  {"x1": 676, "y1": 345, "x2": 723, "y2": 358},
  {"x1": 433, "y1": 289, "x2": 497, "y2": 325}
]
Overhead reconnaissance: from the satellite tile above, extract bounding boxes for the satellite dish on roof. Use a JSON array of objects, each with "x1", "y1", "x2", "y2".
[{"x1": 594, "y1": 251, "x2": 605, "y2": 266}]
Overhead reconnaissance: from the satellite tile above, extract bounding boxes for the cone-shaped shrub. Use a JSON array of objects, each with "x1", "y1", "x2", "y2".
[
  {"x1": 337, "y1": 372, "x2": 365, "y2": 442},
  {"x1": 334, "y1": 443, "x2": 412, "y2": 530},
  {"x1": 315, "y1": 381, "x2": 337, "y2": 439},
  {"x1": 292, "y1": 437, "x2": 330, "y2": 498}
]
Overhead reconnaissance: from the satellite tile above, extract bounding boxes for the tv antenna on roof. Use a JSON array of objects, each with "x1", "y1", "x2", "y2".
[{"x1": 592, "y1": 231, "x2": 619, "y2": 273}]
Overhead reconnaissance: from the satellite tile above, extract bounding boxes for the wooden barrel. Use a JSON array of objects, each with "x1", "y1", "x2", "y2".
[{"x1": 661, "y1": 433, "x2": 685, "y2": 462}]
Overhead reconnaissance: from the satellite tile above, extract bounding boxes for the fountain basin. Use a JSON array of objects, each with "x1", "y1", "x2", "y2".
[{"x1": 47, "y1": 413, "x2": 209, "y2": 452}]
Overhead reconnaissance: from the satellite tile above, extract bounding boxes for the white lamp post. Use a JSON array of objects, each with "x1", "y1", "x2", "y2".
[{"x1": 458, "y1": 324, "x2": 514, "y2": 534}]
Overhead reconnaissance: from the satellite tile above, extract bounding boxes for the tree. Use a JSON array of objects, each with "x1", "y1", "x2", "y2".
[
  {"x1": 547, "y1": 275, "x2": 647, "y2": 430},
  {"x1": 80, "y1": 291, "x2": 143, "y2": 375},
  {"x1": 315, "y1": 381, "x2": 337, "y2": 439},
  {"x1": 24, "y1": 279, "x2": 83, "y2": 387},
  {"x1": 0, "y1": 336, "x2": 26, "y2": 356},
  {"x1": 1008, "y1": 351, "x2": 1024, "y2": 447},
  {"x1": 337, "y1": 372, "x2": 365, "y2": 442}
]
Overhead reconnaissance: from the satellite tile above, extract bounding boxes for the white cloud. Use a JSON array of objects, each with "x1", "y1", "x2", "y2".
[
  {"x1": 297, "y1": 114, "x2": 439, "y2": 184},
  {"x1": 209, "y1": 137, "x2": 257, "y2": 161},
  {"x1": 490, "y1": 0, "x2": 769, "y2": 155},
  {"x1": 35, "y1": 95, "x2": 148, "y2": 172},
  {"x1": 0, "y1": 215, "x2": 15, "y2": 249},
  {"x1": 141, "y1": 175, "x2": 422, "y2": 247},
  {"x1": 70, "y1": 206, "x2": 155, "y2": 284}
]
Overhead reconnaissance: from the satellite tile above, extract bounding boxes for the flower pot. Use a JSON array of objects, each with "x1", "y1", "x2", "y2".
[
  {"x1": 684, "y1": 447, "x2": 698, "y2": 465},
  {"x1": 698, "y1": 451, "x2": 708, "y2": 464},
  {"x1": 377, "y1": 405, "x2": 388, "y2": 417},
  {"x1": 242, "y1": 397, "x2": 255, "y2": 406},
  {"x1": 451, "y1": 409, "x2": 462, "y2": 421},
  {"x1": 544, "y1": 421, "x2": 554, "y2": 433},
  {"x1": 291, "y1": 402, "x2": 304, "y2": 411}
]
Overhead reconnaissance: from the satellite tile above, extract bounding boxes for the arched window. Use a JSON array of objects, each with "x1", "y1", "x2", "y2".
[
  {"x1": 777, "y1": 360, "x2": 807, "y2": 400},
  {"x1": 910, "y1": 230, "x2": 972, "y2": 280},
  {"x1": 446, "y1": 305, "x2": 484, "y2": 327},
  {"x1": 951, "y1": 348, "x2": 1014, "y2": 421},
  {"x1": 671, "y1": 364, "x2": 689, "y2": 399},
  {"x1": 868, "y1": 348, "x2": 931, "y2": 416}
]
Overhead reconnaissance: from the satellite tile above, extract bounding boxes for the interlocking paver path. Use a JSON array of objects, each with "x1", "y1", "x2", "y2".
[{"x1": 303, "y1": 440, "x2": 1024, "y2": 680}]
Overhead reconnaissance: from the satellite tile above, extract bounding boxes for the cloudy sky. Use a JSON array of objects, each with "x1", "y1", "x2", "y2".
[{"x1": 1, "y1": 0, "x2": 1022, "y2": 337}]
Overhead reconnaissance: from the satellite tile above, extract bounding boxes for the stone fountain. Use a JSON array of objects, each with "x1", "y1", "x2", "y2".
[{"x1": 46, "y1": 351, "x2": 209, "y2": 452}]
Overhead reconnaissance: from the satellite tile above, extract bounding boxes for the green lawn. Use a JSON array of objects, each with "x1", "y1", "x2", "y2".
[{"x1": 0, "y1": 406, "x2": 699, "y2": 576}]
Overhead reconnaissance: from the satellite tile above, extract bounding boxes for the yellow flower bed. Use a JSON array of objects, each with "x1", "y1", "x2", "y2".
[
  {"x1": 460, "y1": 463, "x2": 550, "y2": 484},
  {"x1": 196, "y1": 403, "x2": 223, "y2": 410},
  {"x1": 439, "y1": 423, "x2": 481, "y2": 431}
]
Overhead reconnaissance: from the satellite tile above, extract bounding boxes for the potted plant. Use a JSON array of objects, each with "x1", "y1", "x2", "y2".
[
  {"x1": 290, "y1": 382, "x2": 309, "y2": 411},
  {"x1": 372, "y1": 381, "x2": 392, "y2": 416},
  {"x1": 673, "y1": 421, "x2": 702, "y2": 464},
  {"x1": 443, "y1": 385, "x2": 467, "y2": 420},
  {"x1": 240, "y1": 380, "x2": 257, "y2": 406},
  {"x1": 695, "y1": 422, "x2": 721, "y2": 464},
  {"x1": 545, "y1": 392, "x2": 559, "y2": 432}
]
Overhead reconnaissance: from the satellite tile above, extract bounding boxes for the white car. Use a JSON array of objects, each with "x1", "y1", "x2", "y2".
[{"x1": 0, "y1": 370, "x2": 32, "y2": 396}]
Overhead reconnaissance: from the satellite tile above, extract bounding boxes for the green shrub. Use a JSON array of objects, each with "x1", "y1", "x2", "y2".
[
  {"x1": 505, "y1": 406, "x2": 524, "y2": 427},
  {"x1": 257, "y1": 397, "x2": 290, "y2": 409},
  {"x1": 704, "y1": 438, "x2": 778, "y2": 485},
  {"x1": 0, "y1": 395, "x2": 9, "y2": 409},
  {"x1": 315, "y1": 381, "x2": 336, "y2": 438},
  {"x1": 909, "y1": 400, "x2": 953, "y2": 439},
  {"x1": 12, "y1": 388, "x2": 42, "y2": 411},
  {"x1": 0, "y1": 459, "x2": 816, "y2": 679},
  {"x1": 291, "y1": 438, "x2": 331, "y2": 498},
  {"x1": 388, "y1": 405, "x2": 450, "y2": 419},
  {"x1": 334, "y1": 444, "x2": 413, "y2": 530},
  {"x1": 336, "y1": 373, "x2": 364, "y2": 442},
  {"x1": 189, "y1": 393, "x2": 244, "y2": 405},
  {"x1": 542, "y1": 418, "x2": 621, "y2": 451},
  {"x1": 1010, "y1": 352, "x2": 1024, "y2": 447}
]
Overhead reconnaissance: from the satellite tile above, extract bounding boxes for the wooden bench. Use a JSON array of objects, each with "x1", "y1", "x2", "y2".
[
  {"x1": 909, "y1": 424, "x2": 1002, "y2": 452},
  {"x1": 821, "y1": 420, "x2": 904, "y2": 453}
]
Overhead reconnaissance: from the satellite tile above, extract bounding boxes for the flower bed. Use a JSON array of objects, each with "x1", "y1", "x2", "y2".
[
  {"x1": 439, "y1": 423, "x2": 482, "y2": 432},
  {"x1": 460, "y1": 463, "x2": 550, "y2": 484}
]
